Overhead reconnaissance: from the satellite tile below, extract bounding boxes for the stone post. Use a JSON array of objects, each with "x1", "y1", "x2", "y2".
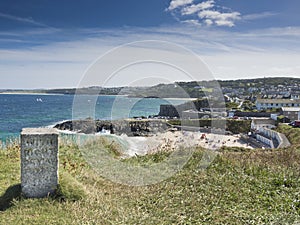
[{"x1": 21, "y1": 128, "x2": 59, "y2": 198}]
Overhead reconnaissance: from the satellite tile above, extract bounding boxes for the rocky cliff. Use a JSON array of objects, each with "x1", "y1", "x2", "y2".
[
  {"x1": 158, "y1": 98, "x2": 215, "y2": 118},
  {"x1": 54, "y1": 119, "x2": 170, "y2": 137}
]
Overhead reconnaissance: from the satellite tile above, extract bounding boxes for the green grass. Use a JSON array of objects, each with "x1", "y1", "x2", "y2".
[
  {"x1": 0, "y1": 136, "x2": 300, "y2": 224},
  {"x1": 276, "y1": 124, "x2": 300, "y2": 147}
]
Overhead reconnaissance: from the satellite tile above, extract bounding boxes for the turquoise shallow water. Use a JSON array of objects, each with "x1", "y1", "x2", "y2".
[{"x1": 0, "y1": 94, "x2": 186, "y2": 141}]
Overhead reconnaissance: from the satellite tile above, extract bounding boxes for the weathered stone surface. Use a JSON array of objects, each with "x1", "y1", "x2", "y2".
[
  {"x1": 21, "y1": 128, "x2": 59, "y2": 198},
  {"x1": 54, "y1": 119, "x2": 170, "y2": 136}
]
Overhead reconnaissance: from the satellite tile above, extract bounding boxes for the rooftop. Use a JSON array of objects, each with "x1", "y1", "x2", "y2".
[
  {"x1": 281, "y1": 107, "x2": 300, "y2": 112},
  {"x1": 252, "y1": 118, "x2": 276, "y2": 125},
  {"x1": 256, "y1": 99, "x2": 300, "y2": 104}
]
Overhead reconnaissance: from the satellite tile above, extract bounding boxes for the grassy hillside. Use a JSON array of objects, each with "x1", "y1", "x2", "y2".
[
  {"x1": 0, "y1": 136, "x2": 300, "y2": 224},
  {"x1": 276, "y1": 124, "x2": 300, "y2": 147}
]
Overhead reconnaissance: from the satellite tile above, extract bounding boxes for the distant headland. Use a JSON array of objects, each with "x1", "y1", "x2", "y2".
[{"x1": 1, "y1": 77, "x2": 299, "y2": 99}]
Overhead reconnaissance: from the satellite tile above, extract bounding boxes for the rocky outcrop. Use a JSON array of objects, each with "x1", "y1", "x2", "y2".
[
  {"x1": 159, "y1": 99, "x2": 209, "y2": 118},
  {"x1": 54, "y1": 120, "x2": 113, "y2": 134},
  {"x1": 54, "y1": 119, "x2": 170, "y2": 137}
]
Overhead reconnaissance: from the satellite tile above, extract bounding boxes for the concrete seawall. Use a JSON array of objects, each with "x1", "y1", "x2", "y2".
[{"x1": 256, "y1": 127, "x2": 291, "y2": 148}]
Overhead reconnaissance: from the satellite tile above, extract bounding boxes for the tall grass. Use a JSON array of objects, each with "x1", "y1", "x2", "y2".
[
  {"x1": 0, "y1": 137, "x2": 20, "y2": 151},
  {"x1": 276, "y1": 124, "x2": 300, "y2": 147},
  {"x1": 0, "y1": 131, "x2": 299, "y2": 224}
]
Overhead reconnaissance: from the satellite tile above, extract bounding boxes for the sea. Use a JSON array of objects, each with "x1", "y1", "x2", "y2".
[{"x1": 0, "y1": 94, "x2": 187, "y2": 142}]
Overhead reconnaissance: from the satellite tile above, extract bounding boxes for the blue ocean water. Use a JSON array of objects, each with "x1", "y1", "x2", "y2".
[{"x1": 0, "y1": 94, "x2": 186, "y2": 141}]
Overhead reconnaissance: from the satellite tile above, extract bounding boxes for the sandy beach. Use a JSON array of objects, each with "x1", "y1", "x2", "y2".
[{"x1": 118, "y1": 131, "x2": 252, "y2": 157}]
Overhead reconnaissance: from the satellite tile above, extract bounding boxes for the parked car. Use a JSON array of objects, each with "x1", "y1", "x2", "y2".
[{"x1": 289, "y1": 120, "x2": 300, "y2": 128}]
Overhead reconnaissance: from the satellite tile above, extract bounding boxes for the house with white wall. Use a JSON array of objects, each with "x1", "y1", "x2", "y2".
[
  {"x1": 255, "y1": 99, "x2": 300, "y2": 110},
  {"x1": 280, "y1": 107, "x2": 300, "y2": 121},
  {"x1": 251, "y1": 118, "x2": 276, "y2": 131}
]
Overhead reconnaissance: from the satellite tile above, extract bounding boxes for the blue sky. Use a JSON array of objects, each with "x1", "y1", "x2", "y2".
[{"x1": 0, "y1": 0, "x2": 300, "y2": 88}]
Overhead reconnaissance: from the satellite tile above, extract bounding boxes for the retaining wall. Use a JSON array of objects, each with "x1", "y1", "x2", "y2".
[{"x1": 256, "y1": 127, "x2": 291, "y2": 148}]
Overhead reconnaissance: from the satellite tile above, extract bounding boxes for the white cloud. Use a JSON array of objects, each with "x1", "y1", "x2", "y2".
[
  {"x1": 243, "y1": 12, "x2": 277, "y2": 21},
  {"x1": 204, "y1": 52, "x2": 300, "y2": 80},
  {"x1": 167, "y1": 0, "x2": 194, "y2": 11},
  {"x1": 181, "y1": 19, "x2": 202, "y2": 26},
  {"x1": 181, "y1": 0, "x2": 214, "y2": 15},
  {"x1": 214, "y1": 20, "x2": 234, "y2": 27},
  {"x1": 1, "y1": 25, "x2": 300, "y2": 88},
  {"x1": 167, "y1": 1, "x2": 277, "y2": 28},
  {"x1": 0, "y1": 12, "x2": 49, "y2": 27},
  {"x1": 198, "y1": 10, "x2": 241, "y2": 27},
  {"x1": 204, "y1": 19, "x2": 213, "y2": 26},
  {"x1": 167, "y1": 0, "x2": 241, "y2": 27},
  {"x1": 198, "y1": 10, "x2": 240, "y2": 21}
]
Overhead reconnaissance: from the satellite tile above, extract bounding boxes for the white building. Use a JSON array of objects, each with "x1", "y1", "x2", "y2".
[
  {"x1": 251, "y1": 118, "x2": 276, "y2": 131},
  {"x1": 255, "y1": 99, "x2": 300, "y2": 110},
  {"x1": 280, "y1": 107, "x2": 300, "y2": 121},
  {"x1": 291, "y1": 93, "x2": 300, "y2": 99}
]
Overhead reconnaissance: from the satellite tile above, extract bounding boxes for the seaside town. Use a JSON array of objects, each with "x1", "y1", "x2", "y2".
[
  {"x1": 52, "y1": 77, "x2": 300, "y2": 154},
  {"x1": 2, "y1": 81, "x2": 300, "y2": 224},
  {"x1": 1, "y1": 0, "x2": 300, "y2": 223}
]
